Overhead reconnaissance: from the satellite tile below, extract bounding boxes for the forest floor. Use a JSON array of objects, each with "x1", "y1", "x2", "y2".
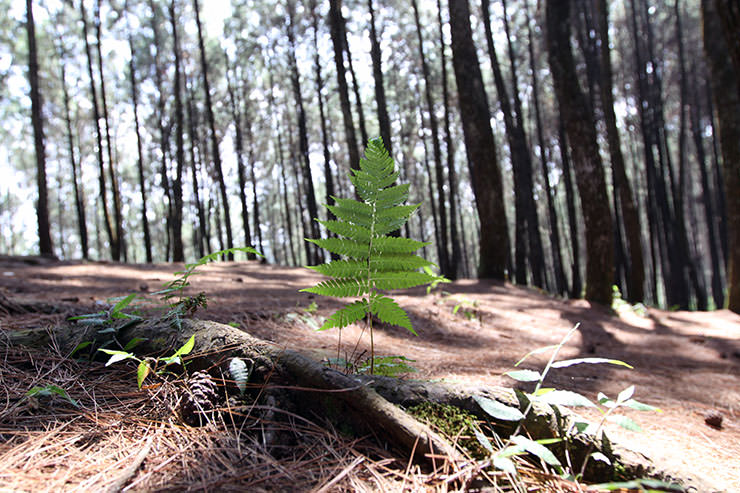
[{"x1": 0, "y1": 256, "x2": 738, "y2": 491}]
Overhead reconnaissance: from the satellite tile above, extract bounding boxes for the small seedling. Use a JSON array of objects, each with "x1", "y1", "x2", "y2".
[
  {"x1": 471, "y1": 324, "x2": 663, "y2": 486},
  {"x1": 98, "y1": 334, "x2": 196, "y2": 389},
  {"x1": 25, "y1": 384, "x2": 79, "y2": 408}
]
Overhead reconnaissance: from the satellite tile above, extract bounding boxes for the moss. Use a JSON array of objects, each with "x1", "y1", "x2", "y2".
[{"x1": 407, "y1": 402, "x2": 488, "y2": 459}]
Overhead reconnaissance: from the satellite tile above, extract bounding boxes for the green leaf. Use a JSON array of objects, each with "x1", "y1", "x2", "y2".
[
  {"x1": 492, "y1": 455, "x2": 518, "y2": 475},
  {"x1": 137, "y1": 360, "x2": 151, "y2": 389},
  {"x1": 173, "y1": 335, "x2": 196, "y2": 358},
  {"x1": 98, "y1": 349, "x2": 136, "y2": 366},
  {"x1": 124, "y1": 338, "x2": 147, "y2": 351},
  {"x1": 473, "y1": 428, "x2": 494, "y2": 454},
  {"x1": 307, "y1": 259, "x2": 368, "y2": 279},
  {"x1": 315, "y1": 220, "x2": 372, "y2": 243},
  {"x1": 371, "y1": 237, "x2": 430, "y2": 254},
  {"x1": 70, "y1": 341, "x2": 93, "y2": 357},
  {"x1": 607, "y1": 415, "x2": 643, "y2": 432},
  {"x1": 370, "y1": 295, "x2": 415, "y2": 334},
  {"x1": 504, "y1": 369, "x2": 542, "y2": 382},
  {"x1": 26, "y1": 385, "x2": 79, "y2": 407},
  {"x1": 617, "y1": 385, "x2": 635, "y2": 404},
  {"x1": 550, "y1": 358, "x2": 633, "y2": 369},
  {"x1": 509, "y1": 435, "x2": 561, "y2": 467},
  {"x1": 302, "y1": 278, "x2": 371, "y2": 297},
  {"x1": 371, "y1": 271, "x2": 439, "y2": 290},
  {"x1": 473, "y1": 395, "x2": 525, "y2": 421},
  {"x1": 534, "y1": 390, "x2": 595, "y2": 408},
  {"x1": 623, "y1": 398, "x2": 662, "y2": 413},
  {"x1": 111, "y1": 293, "x2": 137, "y2": 314},
  {"x1": 320, "y1": 300, "x2": 369, "y2": 330},
  {"x1": 307, "y1": 238, "x2": 370, "y2": 259}
]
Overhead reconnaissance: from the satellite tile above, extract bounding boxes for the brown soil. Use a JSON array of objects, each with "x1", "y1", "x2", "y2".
[{"x1": 1, "y1": 256, "x2": 739, "y2": 491}]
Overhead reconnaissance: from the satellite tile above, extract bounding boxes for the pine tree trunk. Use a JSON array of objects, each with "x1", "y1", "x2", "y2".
[
  {"x1": 94, "y1": 0, "x2": 123, "y2": 262},
  {"x1": 524, "y1": 0, "x2": 566, "y2": 295},
  {"x1": 79, "y1": 0, "x2": 114, "y2": 261},
  {"x1": 27, "y1": 0, "x2": 53, "y2": 257},
  {"x1": 500, "y1": 0, "x2": 547, "y2": 290},
  {"x1": 596, "y1": 0, "x2": 645, "y2": 303},
  {"x1": 703, "y1": 0, "x2": 740, "y2": 313},
  {"x1": 194, "y1": 0, "x2": 234, "y2": 259},
  {"x1": 59, "y1": 43, "x2": 88, "y2": 260},
  {"x1": 287, "y1": 0, "x2": 322, "y2": 265},
  {"x1": 546, "y1": 0, "x2": 614, "y2": 305},
  {"x1": 412, "y1": 0, "x2": 451, "y2": 278},
  {"x1": 558, "y1": 115, "x2": 583, "y2": 299},
  {"x1": 170, "y1": 0, "x2": 185, "y2": 263},
  {"x1": 328, "y1": 0, "x2": 360, "y2": 171},
  {"x1": 448, "y1": 0, "x2": 509, "y2": 279},
  {"x1": 186, "y1": 81, "x2": 207, "y2": 259}
]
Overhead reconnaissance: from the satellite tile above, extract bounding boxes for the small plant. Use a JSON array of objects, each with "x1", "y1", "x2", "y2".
[
  {"x1": 24, "y1": 384, "x2": 79, "y2": 408},
  {"x1": 98, "y1": 334, "x2": 196, "y2": 389},
  {"x1": 471, "y1": 324, "x2": 663, "y2": 486},
  {"x1": 301, "y1": 137, "x2": 444, "y2": 373}
]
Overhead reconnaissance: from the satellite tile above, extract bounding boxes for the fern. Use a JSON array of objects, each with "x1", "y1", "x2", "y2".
[{"x1": 302, "y1": 137, "x2": 444, "y2": 373}]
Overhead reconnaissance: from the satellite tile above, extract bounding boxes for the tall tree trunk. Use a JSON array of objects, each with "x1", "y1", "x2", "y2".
[
  {"x1": 310, "y1": 0, "x2": 338, "y2": 259},
  {"x1": 558, "y1": 114, "x2": 583, "y2": 298},
  {"x1": 689, "y1": 65, "x2": 724, "y2": 308},
  {"x1": 546, "y1": 0, "x2": 614, "y2": 305},
  {"x1": 412, "y1": 0, "x2": 451, "y2": 277},
  {"x1": 186, "y1": 80, "x2": 207, "y2": 259},
  {"x1": 59, "y1": 42, "x2": 88, "y2": 260},
  {"x1": 126, "y1": 32, "x2": 151, "y2": 263},
  {"x1": 169, "y1": 0, "x2": 185, "y2": 262},
  {"x1": 436, "y1": 0, "x2": 462, "y2": 280},
  {"x1": 703, "y1": 0, "x2": 740, "y2": 313},
  {"x1": 368, "y1": 0, "x2": 392, "y2": 153},
  {"x1": 193, "y1": 0, "x2": 233, "y2": 259},
  {"x1": 524, "y1": 0, "x2": 566, "y2": 294},
  {"x1": 147, "y1": 0, "x2": 173, "y2": 261},
  {"x1": 448, "y1": 0, "x2": 509, "y2": 279},
  {"x1": 286, "y1": 0, "x2": 322, "y2": 264},
  {"x1": 79, "y1": 0, "x2": 114, "y2": 261},
  {"x1": 328, "y1": 0, "x2": 360, "y2": 171},
  {"x1": 224, "y1": 53, "x2": 252, "y2": 256},
  {"x1": 27, "y1": 0, "x2": 53, "y2": 257},
  {"x1": 94, "y1": 0, "x2": 123, "y2": 261},
  {"x1": 500, "y1": 0, "x2": 547, "y2": 289},
  {"x1": 596, "y1": 0, "x2": 645, "y2": 303}
]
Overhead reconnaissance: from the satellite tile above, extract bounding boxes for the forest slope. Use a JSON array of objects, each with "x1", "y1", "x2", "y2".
[{"x1": 1, "y1": 256, "x2": 738, "y2": 490}]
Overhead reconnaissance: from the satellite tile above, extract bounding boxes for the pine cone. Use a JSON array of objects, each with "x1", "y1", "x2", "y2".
[{"x1": 180, "y1": 371, "x2": 219, "y2": 426}]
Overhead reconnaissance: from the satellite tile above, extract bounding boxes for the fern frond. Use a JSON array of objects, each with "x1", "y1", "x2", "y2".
[
  {"x1": 307, "y1": 238, "x2": 370, "y2": 259},
  {"x1": 320, "y1": 300, "x2": 369, "y2": 330},
  {"x1": 308, "y1": 259, "x2": 367, "y2": 278},
  {"x1": 377, "y1": 204, "x2": 419, "y2": 221},
  {"x1": 301, "y1": 278, "x2": 370, "y2": 297},
  {"x1": 371, "y1": 237, "x2": 430, "y2": 254},
  {"x1": 370, "y1": 294, "x2": 415, "y2": 334},
  {"x1": 316, "y1": 220, "x2": 372, "y2": 243},
  {"x1": 369, "y1": 254, "x2": 433, "y2": 272},
  {"x1": 375, "y1": 184, "x2": 410, "y2": 209},
  {"x1": 371, "y1": 271, "x2": 440, "y2": 291},
  {"x1": 326, "y1": 201, "x2": 373, "y2": 229}
]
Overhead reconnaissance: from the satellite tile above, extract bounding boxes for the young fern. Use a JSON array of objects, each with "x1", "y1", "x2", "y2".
[{"x1": 301, "y1": 137, "x2": 442, "y2": 373}]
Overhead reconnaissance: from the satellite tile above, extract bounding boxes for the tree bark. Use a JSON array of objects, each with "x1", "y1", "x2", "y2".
[
  {"x1": 703, "y1": 0, "x2": 740, "y2": 313},
  {"x1": 287, "y1": 0, "x2": 322, "y2": 265},
  {"x1": 170, "y1": 0, "x2": 185, "y2": 262},
  {"x1": 94, "y1": 0, "x2": 123, "y2": 262},
  {"x1": 412, "y1": 0, "x2": 451, "y2": 278},
  {"x1": 448, "y1": 0, "x2": 509, "y2": 280},
  {"x1": 367, "y1": 0, "x2": 392, "y2": 155},
  {"x1": 186, "y1": 80, "x2": 208, "y2": 259},
  {"x1": 194, "y1": 0, "x2": 234, "y2": 259},
  {"x1": 546, "y1": 0, "x2": 614, "y2": 305},
  {"x1": 79, "y1": 0, "x2": 114, "y2": 261},
  {"x1": 58, "y1": 40, "x2": 88, "y2": 260},
  {"x1": 328, "y1": 0, "x2": 360, "y2": 171},
  {"x1": 595, "y1": 0, "x2": 645, "y2": 303}
]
